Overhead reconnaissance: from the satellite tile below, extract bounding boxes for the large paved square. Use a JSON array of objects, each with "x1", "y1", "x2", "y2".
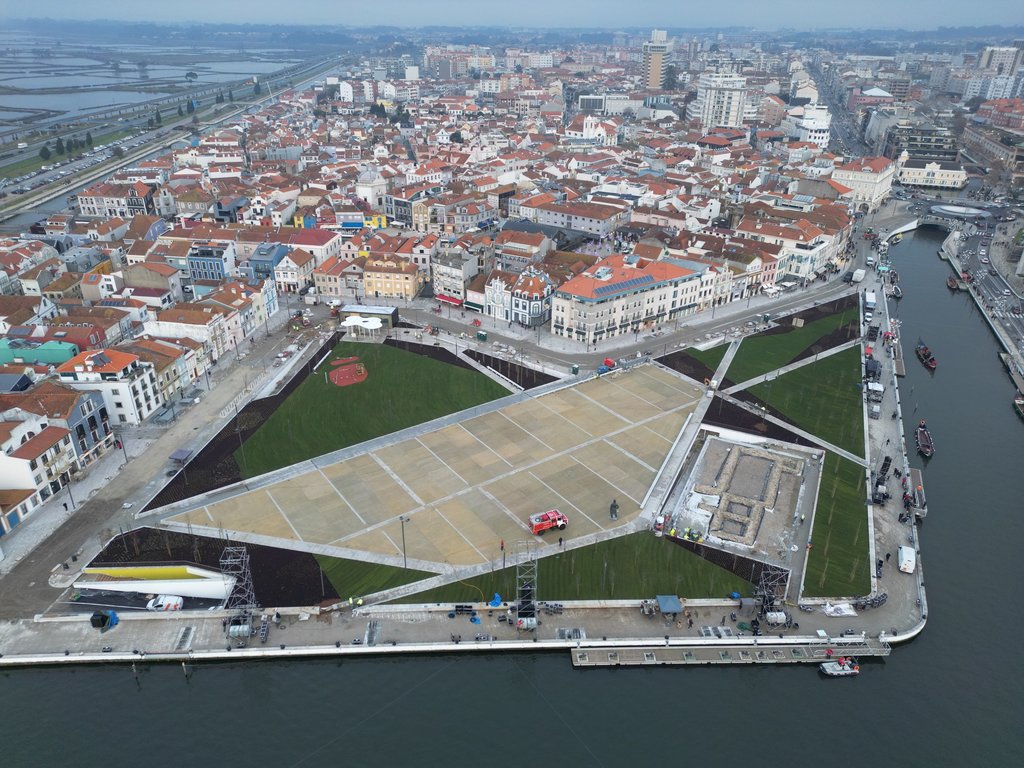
[{"x1": 167, "y1": 366, "x2": 702, "y2": 570}]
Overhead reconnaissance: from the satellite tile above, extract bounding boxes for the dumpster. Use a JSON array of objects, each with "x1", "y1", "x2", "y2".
[{"x1": 476, "y1": 331, "x2": 488, "y2": 341}]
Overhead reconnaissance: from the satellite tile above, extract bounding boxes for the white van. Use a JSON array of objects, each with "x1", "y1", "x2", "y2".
[
  {"x1": 146, "y1": 594, "x2": 184, "y2": 611},
  {"x1": 897, "y1": 546, "x2": 916, "y2": 574}
]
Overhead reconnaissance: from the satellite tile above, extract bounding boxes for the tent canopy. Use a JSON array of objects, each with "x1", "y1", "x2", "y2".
[
  {"x1": 656, "y1": 594, "x2": 683, "y2": 614},
  {"x1": 169, "y1": 449, "x2": 193, "y2": 463}
]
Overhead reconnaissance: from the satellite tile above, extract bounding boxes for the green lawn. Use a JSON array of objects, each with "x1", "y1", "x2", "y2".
[
  {"x1": 235, "y1": 341, "x2": 511, "y2": 477},
  {"x1": 725, "y1": 307, "x2": 860, "y2": 384},
  {"x1": 746, "y1": 346, "x2": 865, "y2": 456},
  {"x1": 803, "y1": 453, "x2": 870, "y2": 598},
  {"x1": 687, "y1": 343, "x2": 729, "y2": 374},
  {"x1": 315, "y1": 554, "x2": 435, "y2": 599},
  {"x1": 391, "y1": 533, "x2": 753, "y2": 603}
]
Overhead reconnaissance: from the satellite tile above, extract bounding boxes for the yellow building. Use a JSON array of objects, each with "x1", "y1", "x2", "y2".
[
  {"x1": 363, "y1": 213, "x2": 388, "y2": 229},
  {"x1": 362, "y1": 255, "x2": 422, "y2": 301}
]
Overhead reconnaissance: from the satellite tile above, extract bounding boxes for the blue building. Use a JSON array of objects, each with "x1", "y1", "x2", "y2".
[
  {"x1": 187, "y1": 240, "x2": 237, "y2": 283},
  {"x1": 240, "y1": 242, "x2": 290, "y2": 282}
]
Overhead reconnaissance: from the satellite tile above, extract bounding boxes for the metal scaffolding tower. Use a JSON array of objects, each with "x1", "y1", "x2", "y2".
[
  {"x1": 515, "y1": 541, "x2": 538, "y2": 628},
  {"x1": 756, "y1": 564, "x2": 790, "y2": 611},
  {"x1": 220, "y1": 546, "x2": 259, "y2": 634}
]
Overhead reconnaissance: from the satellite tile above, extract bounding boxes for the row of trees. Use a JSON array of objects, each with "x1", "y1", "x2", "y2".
[
  {"x1": 368, "y1": 102, "x2": 412, "y2": 125},
  {"x1": 39, "y1": 131, "x2": 94, "y2": 160}
]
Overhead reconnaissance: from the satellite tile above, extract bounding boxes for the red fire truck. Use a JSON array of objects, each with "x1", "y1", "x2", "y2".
[{"x1": 529, "y1": 509, "x2": 568, "y2": 535}]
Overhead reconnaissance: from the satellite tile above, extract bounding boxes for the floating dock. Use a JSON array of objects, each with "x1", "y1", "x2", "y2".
[{"x1": 572, "y1": 636, "x2": 891, "y2": 667}]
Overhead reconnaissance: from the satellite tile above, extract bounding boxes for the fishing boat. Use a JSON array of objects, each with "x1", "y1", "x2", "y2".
[
  {"x1": 891, "y1": 233, "x2": 903, "y2": 245},
  {"x1": 892, "y1": 284, "x2": 903, "y2": 299},
  {"x1": 1014, "y1": 393, "x2": 1024, "y2": 421},
  {"x1": 916, "y1": 420, "x2": 934, "y2": 458},
  {"x1": 819, "y1": 657, "x2": 860, "y2": 677},
  {"x1": 915, "y1": 340, "x2": 937, "y2": 370},
  {"x1": 946, "y1": 275, "x2": 959, "y2": 290}
]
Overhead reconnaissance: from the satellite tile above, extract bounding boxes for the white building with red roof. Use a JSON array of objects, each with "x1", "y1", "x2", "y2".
[
  {"x1": 831, "y1": 156, "x2": 895, "y2": 212},
  {"x1": 57, "y1": 349, "x2": 162, "y2": 426},
  {"x1": 551, "y1": 254, "x2": 701, "y2": 345},
  {"x1": 0, "y1": 413, "x2": 77, "y2": 534}
]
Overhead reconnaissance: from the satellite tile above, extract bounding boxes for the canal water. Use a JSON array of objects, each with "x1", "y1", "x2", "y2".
[{"x1": 2, "y1": 228, "x2": 1022, "y2": 766}]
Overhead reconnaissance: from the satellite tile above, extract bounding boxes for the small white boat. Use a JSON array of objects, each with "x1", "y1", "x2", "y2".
[{"x1": 819, "y1": 657, "x2": 860, "y2": 677}]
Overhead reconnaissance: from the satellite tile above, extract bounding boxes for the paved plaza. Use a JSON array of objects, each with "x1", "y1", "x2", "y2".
[{"x1": 167, "y1": 366, "x2": 703, "y2": 570}]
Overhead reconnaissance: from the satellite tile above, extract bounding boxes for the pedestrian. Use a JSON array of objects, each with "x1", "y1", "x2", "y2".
[
  {"x1": 63, "y1": 502, "x2": 68, "y2": 511},
  {"x1": 886, "y1": 552, "x2": 891, "y2": 562},
  {"x1": 558, "y1": 536, "x2": 563, "y2": 548}
]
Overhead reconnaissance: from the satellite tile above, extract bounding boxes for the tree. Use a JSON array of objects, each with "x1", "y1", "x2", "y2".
[
  {"x1": 450, "y1": 130, "x2": 463, "y2": 144},
  {"x1": 228, "y1": 89, "x2": 234, "y2": 102},
  {"x1": 253, "y1": 81, "x2": 262, "y2": 95},
  {"x1": 39, "y1": 144, "x2": 51, "y2": 161},
  {"x1": 147, "y1": 117, "x2": 155, "y2": 128},
  {"x1": 662, "y1": 64, "x2": 679, "y2": 91},
  {"x1": 85, "y1": 131, "x2": 93, "y2": 147},
  {"x1": 55, "y1": 137, "x2": 65, "y2": 155},
  {"x1": 185, "y1": 71, "x2": 198, "y2": 83},
  {"x1": 370, "y1": 102, "x2": 387, "y2": 118},
  {"x1": 187, "y1": 100, "x2": 195, "y2": 114},
  {"x1": 112, "y1": 146, "x2": 125, "y2": 158},
  {"x1": 216, "y1": 91, "x2": 224, "y2": 104},
  {"x1": 155, "y1": 109, "x2": 162, "y2": 126},
  {"x1": 192, "y1": 115, "x2": 200, "y2": 126},
  {"x1": 178, "y1": 104, "x2": 184, "y2": 117}
]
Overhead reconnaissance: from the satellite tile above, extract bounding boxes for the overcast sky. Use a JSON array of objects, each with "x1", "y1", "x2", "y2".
[{"x1": 4, "y1": 0, "x2": 1017, "y2": 29}]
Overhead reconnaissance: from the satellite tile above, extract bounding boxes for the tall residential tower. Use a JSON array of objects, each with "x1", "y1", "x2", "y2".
[{"x1": 642, "y1": 29, "x2": 672, "y2": 89}]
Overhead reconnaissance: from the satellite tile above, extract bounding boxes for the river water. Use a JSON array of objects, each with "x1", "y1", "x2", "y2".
[{"x1": 2, "y1": 227, "x2": 1023, "y2": 766}]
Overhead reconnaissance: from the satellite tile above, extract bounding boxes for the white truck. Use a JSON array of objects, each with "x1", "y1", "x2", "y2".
[
  {"x1": 864, "y1": 291, "x2": 877, "y2": 321},
  {"x1": 851, "y1": 268, "x2": 866, "y2": 283},
  {"x1": 898, "y1": 546, "x2": 916, "y2": 574}
]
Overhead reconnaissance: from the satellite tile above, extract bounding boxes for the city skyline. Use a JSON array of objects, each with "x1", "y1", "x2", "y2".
[{"x1": 3, "y1": 0, "x2": 1021, "y2": 30}]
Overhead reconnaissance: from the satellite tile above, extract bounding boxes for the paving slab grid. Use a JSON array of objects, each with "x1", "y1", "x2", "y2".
[{"x1": 167, "y1": 367, "x2": 702, "y2": 572}]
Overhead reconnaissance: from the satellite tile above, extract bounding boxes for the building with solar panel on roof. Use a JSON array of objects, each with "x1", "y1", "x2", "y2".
[{"x1": 551, "y1": 254, "x2": 713, "y2": 346}]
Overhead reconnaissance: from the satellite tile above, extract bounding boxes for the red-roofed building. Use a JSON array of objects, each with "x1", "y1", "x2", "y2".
[
  {"x1": 551, "y1": 254, "x2": 701, "y2": 345},
  {"x1": 57, "y1": 350, "x2": 162, "y2": 425},
  {"x1": 0, "y1": 414, "x2": 77, "y2": 534},
  {"x1": 77, "y1": 181, "x2": 156, "y2": 219},
  {"x1": 832, "y1": 156, "x2": 895, "y2": 212}
]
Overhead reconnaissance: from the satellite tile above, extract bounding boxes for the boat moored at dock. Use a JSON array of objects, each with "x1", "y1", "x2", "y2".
[
  {"x1": 819, "y1": 657, "x2": 860, "y2": 677},
  {"x1": 916, "y1": 420, "x2": 934, "y2": 458}
]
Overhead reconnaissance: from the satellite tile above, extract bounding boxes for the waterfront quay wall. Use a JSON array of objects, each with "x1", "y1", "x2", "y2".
[{"x1": 0, "y1": 602, "x2": 902, "y2": 670}]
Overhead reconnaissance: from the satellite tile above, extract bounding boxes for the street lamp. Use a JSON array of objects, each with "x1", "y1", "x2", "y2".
[
  {"x1": 116, "y1": 434, "x2": 129, "y2": 463},
  {"x1": 398, "y1": 515, "x2": 408, "y2": 569}
]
